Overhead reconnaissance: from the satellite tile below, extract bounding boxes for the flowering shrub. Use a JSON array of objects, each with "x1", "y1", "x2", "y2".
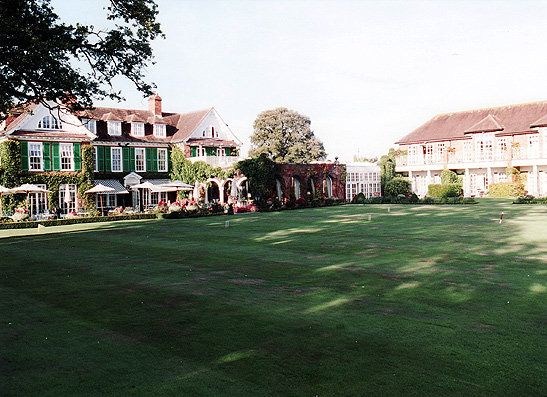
[
  {"x1": 155, "y1": 201, "x2": 169, "y2": 214},
  {"x1": 247, "y1": 204, "x2": 258, "y2": 212},
  {"x1": 14, "y1": 207, "x2": 28, "y2": 214},
  {"x1": 112, "y1": 207, "x2": 124, "y2": 215},
  {"x1": 169, "y1": 201, "x2": 183, "y2": 212},
  {"x1": 295, "y1": 197, "x2": 307, "y2": 207},
  {"x1": 235, "y1": 206, "x2": 247, "y2": 213}
]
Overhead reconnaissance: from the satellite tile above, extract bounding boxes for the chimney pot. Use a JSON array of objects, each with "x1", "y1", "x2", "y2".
[{"x1": 148, "y1": 94, "x2": 162, "y2": 116}]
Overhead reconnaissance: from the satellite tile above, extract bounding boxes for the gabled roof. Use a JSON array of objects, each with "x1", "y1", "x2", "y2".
[
  {"x1": 396, "y1": 101, "x2": 547, "y2": 144},
  {"x1": 464, "y1": 114, "x2": 504, "y2": 134}
]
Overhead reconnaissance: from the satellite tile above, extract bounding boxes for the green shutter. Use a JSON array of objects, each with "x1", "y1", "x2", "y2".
[
  {"x1": 191, "y1": 146, "x2": 197, "y2": 157},
  {"x1": 73, "y1": 143, "x2": 81, "y2": 171},
  {"x1": 123, "y1": 147, "x2": 130, "y2": 172},
  {"x1": 211, "y1": 147, "x2": 217, "y2": 156},
  {"x1": 42, "y1": 142, "x2": 51, "y2": 171},
  {"x1": 97, "y1": 146, "x2": 105, "y2": 172},
  {"x1": 105, "y1": 147, "x2": 112, "y2": 172},
  {"x1": 152, "y1": 148, "x2": 158, "y2": 172},
  {"x1": 52, "y1": 142, "x2": 60, "y2": 171},
  {"x1": 205, "y1": 147, "x2": 212, "y2": 156},
  {"x1": 225, "y1": 147, "x2": 231, "y2": 156},
  {"x1": 20, "y1": 141, "x2": 29, "y2": 171},
  {"x1": 130, "y1": 147, "x2": 136, "y2": 172},
  {"x1": 167, "y1": 148, "x2": 172, "y2": 172},
  {"x1": 145, "y1": 148, "x2": 153, "y2": 171}
]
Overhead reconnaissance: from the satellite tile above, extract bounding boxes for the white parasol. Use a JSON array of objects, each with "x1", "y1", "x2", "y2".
[
  {"x1": 192, "y1": 180, "x2": 200, "y2": 201},
  {"x1": 9, "y1": 183, "x2": 51, "y2": 219},
  {"x1": 132, "y1": 181, "x2": 173, "y2": 211},
  {"x1": 85, "y1": 183, "x2": 115, "y2": 215},
  {"x1": 230, "y1": 180, "x2": 238, "y2": 200}
]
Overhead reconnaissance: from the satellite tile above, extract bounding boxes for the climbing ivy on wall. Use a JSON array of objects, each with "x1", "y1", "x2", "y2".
[{"x1": 0, "y1": 140, "x2": 96, "y2": 212}]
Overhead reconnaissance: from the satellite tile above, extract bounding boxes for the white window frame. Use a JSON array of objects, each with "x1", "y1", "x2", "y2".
[
  {"x1": 435, "y1": 143, "x2": 445, "y2": 163},
  {"x1": 82, "y1": 119, "x2": 96, "y2": 134},
  {"x1": 111, "y1": 147, "x2": 122, "y2": 172},
  {"x1": 29, "y1": 142, "x2": 43, "y2": 171},
  {"x1": 135, "y1": 148, "x2": 146, "y2": 172},
  {"x1": 496, "y1": 137, "x2": 507, "y2": 161},
  {"x1": 528, "y1": 134, "x2": 539, "y2": 159},
  {"x1": 157, "y1": 148, "x2": 168, "y2": 172},
  {"x1": 132, "y1": 122, "x2": 145, "y2": 137},
  {"x1": 38, "y1": 115, "x2": 61, "y2": 130},
  {"x1": 463, "y1": 141, "x2": 472, "y2": 162},
  {"x1": 425, "y1": 144, "x2": 434, "y2": 164},
  {"x1": 60, "y1": 143, "x2": 73, "y2": 171},
  {"x1": 93, "y1": 146, "x2": 98, "y2": 172},
  {"x1": 153, "y1": 124, "x2": 166, "y2": 138},
  {"x1": 107, "y1": 121, "x2": 122, "y2": 136},
  {"x1": 30, "y1": 183, "x2": 48, "y2": 215}
]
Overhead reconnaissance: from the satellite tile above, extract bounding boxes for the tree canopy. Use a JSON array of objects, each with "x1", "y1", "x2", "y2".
[
  {"x1": 0, "y1": 0, "x2": 163, "y2": 117},
  {"x1": 249, "y1": 107, "x2": 327, "y2": 163}
]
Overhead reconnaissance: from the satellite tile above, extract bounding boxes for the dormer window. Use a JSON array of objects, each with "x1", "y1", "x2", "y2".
[
  {"x1": 132, "y1": 122, "x2": 145, "y2": 137},
  {"x1": 153, "y1": 124, "x2": 166, "y2": 138},
  {"x1": 82, "y1": 119, "x2": 96, "y2": 134},
  {"x1": 38, "y1": 115, "x2": 61, "y2": 130},
  {"x1": 107, "y1": 121, "x2": 122, "y2": 136}
]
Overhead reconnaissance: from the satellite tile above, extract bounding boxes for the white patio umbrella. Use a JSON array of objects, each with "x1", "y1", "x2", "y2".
[
  {"x1": 85, "y1": 183, "x2": 115, "y2": 215},
  {"x1": 192, "y1": 180, "x2": 200, "y2": 201},
  {"x1": 230, "y1": 180, "x2": 238, "y2": 200},
  {"x1": 9, "y1": 183, "x2": 51, "y2": 219},
  {"x1": 160, "y1": 180, "x2": 193, "y2": 190},
  {"x1": 132, "y1": 181, "x2": 173, "y2": 210}
]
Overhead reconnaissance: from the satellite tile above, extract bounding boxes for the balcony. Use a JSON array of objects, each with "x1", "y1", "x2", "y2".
[
  {"x1": 396, "y1": 148, "x2": 543, "y2": 168},
  {"x1": 189, "y1": 155, "x2": 241, "y2": 168}
]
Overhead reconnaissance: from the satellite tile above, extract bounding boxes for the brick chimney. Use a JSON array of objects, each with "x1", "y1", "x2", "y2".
[{"x1": 148, "y1": 94, "x2": 162, "y2": 116}]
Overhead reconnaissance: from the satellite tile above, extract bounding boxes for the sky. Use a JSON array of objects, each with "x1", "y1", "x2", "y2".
[{"x1": 52, "y1": 0, "x2": 547, "y2": 163}]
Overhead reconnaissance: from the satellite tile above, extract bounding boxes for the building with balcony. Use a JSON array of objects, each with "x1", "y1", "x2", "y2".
[{"x1": 395, "y1": 101, "x2": 547, "y2": 197}]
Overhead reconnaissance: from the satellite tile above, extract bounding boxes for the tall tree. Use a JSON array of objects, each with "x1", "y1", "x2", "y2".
[
  {"x1": 0, "y1": 0, "x2": 163, "y2": 118},
  {"x1": 249, "y1": 107, "x2": 327, "y2": 163}
]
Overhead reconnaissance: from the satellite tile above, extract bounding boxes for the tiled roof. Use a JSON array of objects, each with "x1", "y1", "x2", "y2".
[
  {"x1": 94, "y1": 180, "x2": 129, "y2": 194},
  {"x1": 396, "y1": 101, "x2": 547, "y2": 144}
]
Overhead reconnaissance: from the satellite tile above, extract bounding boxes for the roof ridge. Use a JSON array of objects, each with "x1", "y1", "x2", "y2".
[{"x1": 434, "y1": 100, "x2": 547, "y2": 118}]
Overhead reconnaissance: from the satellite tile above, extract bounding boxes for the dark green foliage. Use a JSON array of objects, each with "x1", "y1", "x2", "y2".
[
  {"x1": 378, "y1": 148, "x2": 397, "y2": 194},
  {"x1": 170, "y1": 147, "x2": 231, "y2": 185},
  {"x1": 427, "y1": 183, "x2": 463, "y2": 198},
  {"x1": 249, "y1": 107, "x2": 326, "y2": 163},
  {"x1": 384, "y1": 177, "x2": 412, "y2": 197},
  {"x1": 351, "y1": 192, "x2": 366, "y2": 204},
  {"x1": 234, "y1": 154, "x2": 276, "y2": 200},
  {"x1": 513, "y1": 195, "x2": 547, "y2": 204},
  {"x1": 0, "y1": 0, "x2": 163, "y2": 116}
]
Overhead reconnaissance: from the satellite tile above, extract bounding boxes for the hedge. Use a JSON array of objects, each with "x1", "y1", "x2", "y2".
[
  {"x1": 427, "y1": 183, "x2": 462, "y2": 198},
  {"x1": 488, "y1": 182, "x2": 526, "y2": 198},
  {"x1": 0, "y1": 214, "x2": 156, "y2": 230}
]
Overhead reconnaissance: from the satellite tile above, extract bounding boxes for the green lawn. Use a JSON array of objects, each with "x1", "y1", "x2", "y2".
[{"x1": 1, "y1": 201, "x2": 546, "y2": 396}]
